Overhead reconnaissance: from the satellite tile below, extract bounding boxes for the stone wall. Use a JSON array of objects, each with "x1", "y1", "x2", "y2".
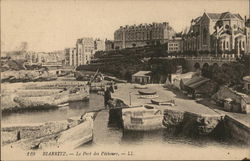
[
  {"x1": 224, "y1": 115, "x2": 250, "y2": 145},
  {"x1": 163, "y1": 109, "x2": 223, "y2": 137}
]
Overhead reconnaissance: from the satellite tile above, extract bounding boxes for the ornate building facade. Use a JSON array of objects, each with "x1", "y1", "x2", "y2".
[
  {"x1": 183, "y1": 12, "x2": 246, "y2": 55},
  {"x1": 114, "y1": 22, "x2": 175, "y2": 49},
  {"x1": 245, "y1": 19, "x2": 250, "y2": 54}
]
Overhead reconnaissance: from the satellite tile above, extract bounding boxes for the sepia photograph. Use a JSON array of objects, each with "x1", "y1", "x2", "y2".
[{"x1": 1, "y1": 0, "x2": 250, "y2": 160}]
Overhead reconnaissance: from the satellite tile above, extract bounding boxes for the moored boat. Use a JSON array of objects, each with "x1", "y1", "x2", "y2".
[
  {"x1": 138, "y1": 89, "x2": 157, "y2": 95},
  {"x1": 134, "y1": 84, "x2": 148, "y2": 89},
  {"x1": 58, "y1": 103, "x2": 69, "y2": 107},
  {"x1": 58, "y1": 112, "x2": 95, "y2": 149},
  {"x1": 139, "y1": 95, "x2": 159, "y2": 99},
  {"x1": 151, "y1": 98, "x2": 176, "y2": 106}
]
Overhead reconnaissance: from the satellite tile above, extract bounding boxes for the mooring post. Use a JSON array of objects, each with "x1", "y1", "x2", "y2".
[{"x1": 129, "y1": 92, "x2": 132, "y2": 106}]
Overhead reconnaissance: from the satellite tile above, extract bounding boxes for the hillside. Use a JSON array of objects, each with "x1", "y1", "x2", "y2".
[{"x1": 77, "y1": 45, "x2": 188, "y2": 83}]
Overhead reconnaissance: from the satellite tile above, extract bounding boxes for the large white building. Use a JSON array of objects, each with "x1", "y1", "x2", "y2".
[
  {"x1": 94, "y1": 39, "x2": 105, "y2": 53},
  {"x1": 114, "y1": 22, "x2": 175, "y2": 49},
  {"x1": 64, "y1": 48, "x2": 77, "y2": 66},
  {"x1": 76, "y1": 37, "x2": 94, "y2": 65}
]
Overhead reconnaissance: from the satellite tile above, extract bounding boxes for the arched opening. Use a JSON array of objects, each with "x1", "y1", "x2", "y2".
[
  {"x1": 194, "y1": 62, "x2": 201, "y2": 70},
  {"x1": 201, "y1": 63, "x2": 210, "y2": 78},
  {"x1": 208, "y1": 63, "x2": 220, "y2": 79},
  {"x1": 212, "y1": 63, "x2": 219, "y2": 68},
  {"x1": 221, "y1": 63, "x2": 229, "y2": 72}
]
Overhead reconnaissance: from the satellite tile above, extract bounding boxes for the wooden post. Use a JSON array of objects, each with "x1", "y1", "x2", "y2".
[{"x1": 129, "y1": 92, "x2": 132, "y2": 106}]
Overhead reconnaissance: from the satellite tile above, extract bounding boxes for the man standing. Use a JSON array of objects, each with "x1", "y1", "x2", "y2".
[{"x1": 104, "y1": 86, "x2": 112, "y2": 108}]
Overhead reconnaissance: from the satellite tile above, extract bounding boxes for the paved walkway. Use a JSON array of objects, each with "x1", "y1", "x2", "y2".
[{"x1": 112, "y1": 83, "x2": 219, "y2": 116}]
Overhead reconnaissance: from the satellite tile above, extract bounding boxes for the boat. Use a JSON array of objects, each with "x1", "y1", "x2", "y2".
[
  {"x1": 134, "y1": 84, "x2": 148, "y2": 89},
  {"x1": 139, "y1": 95, "x2": 159, "y2": 99},
  {"x1": 58, "y1": 103, "x2": 69, "y2": 107},
  {"x1": 151, "y1": 99, "x2": 175, "y2": 106},
  {"x1": 58, "y1": 112, "x2": 94, "y2": 149},
  {"x1": 138, "y1": 89, "x2": 157, "y2": 95},
  {"x1": 3, "y1": 112, "x2": 95, "y2": 150},
  {"x1": 122, "y1": 106, "x2": 164, "y2": 131}
]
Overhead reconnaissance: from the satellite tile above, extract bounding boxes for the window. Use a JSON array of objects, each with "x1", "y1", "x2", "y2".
[
  {"x1": 227, "y1": 41, "x2": 229, "y2": 48},
  {"x1": 203, "y1": 28, "x2": 208, "y2": 45}
]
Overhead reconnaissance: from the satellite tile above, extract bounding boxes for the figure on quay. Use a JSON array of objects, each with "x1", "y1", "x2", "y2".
[{"x1": 104, "y1": 85, "x2": 114, "y2": 108}]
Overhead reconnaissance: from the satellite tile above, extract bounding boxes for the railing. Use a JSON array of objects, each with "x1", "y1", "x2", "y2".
[
  {"x1": 163, "y1": 55, "x2": 237, "y2": 62},
  {"x1": 42, "y1": 62, "x2": 63, "y2": 66}
]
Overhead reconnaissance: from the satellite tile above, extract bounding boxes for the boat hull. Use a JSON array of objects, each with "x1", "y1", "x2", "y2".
[
  {"x1": 134, "y1": 85, "x2": 148, "y2": 89},
  {"x1": 139, "y1": 95, "x2": 159, "y2": 99},
  {"x1": 138, "y1": 90, "x2": 157, "y2": 95},
  {"x1": 58, "y1": 113, "x2": 94, "y2": 149},
  {"x1": 151, "y1": 99, "x2": 175, "y2": 106}
]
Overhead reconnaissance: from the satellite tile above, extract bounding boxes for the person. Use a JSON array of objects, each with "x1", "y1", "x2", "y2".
[
  {"x1": 104, "y1": 86, "x2": 112, "y2": 108},
  {"x1": 17, "y1": 131, "x2": 21, "y2": 140}
]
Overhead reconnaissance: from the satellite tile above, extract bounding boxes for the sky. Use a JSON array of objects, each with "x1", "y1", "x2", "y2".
[{"x1": 1, "y1": 0, "x2": 249, "y2": 52}]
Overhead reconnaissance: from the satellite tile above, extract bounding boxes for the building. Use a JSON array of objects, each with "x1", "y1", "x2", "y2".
[
  {"x1": 76, "y1": 37, "x2": 94, "y2": 65},
  {"x1": 166, "y1": 37, "x2": 183, "y2": 53},
  {"x1": 170, "y1": 72, "x2": 195, "y2": 89},
  {"x1": 64, "y1": 48, "x2": 76, "y2": 66},
  {"x1": 25, "y1": 51, "x2": 38, "y2": 63},
  {"x1": 245, "y1": 18, "x2": 250, "y2": 54},
  {"x1": 114, "y1": 22, "x2": 175, "y2": 49},
  {"x1": 37, "y1": 52, "x2": 46, "y2": 63},
  {"x1": 105, "y1": 40, "x2": 114, "y2": 51},
  {"x1": 131, "y1": 71, "x2": 151, "y2": 84},
  {"x1": 214, "y1": 86, "x2": 250, "y2": 113},
  {"x1": 180, "y1": 76, "x2": 212, "y2": 98},
  {"x1": 241, "y1": 96, "x2": 250, "y2": 114},
  {"x1": 6, "y1": 51, "x2": 26, "y2": 60},
  {"x1": 94, "y1": 39, "x2": 105, "y2": 52},
  {"x1": 243, "y1": 76, "x2": 250, "y2": 93},
  {"x1": 183, "y1": 12, "x2": 246, "y2": 56}
]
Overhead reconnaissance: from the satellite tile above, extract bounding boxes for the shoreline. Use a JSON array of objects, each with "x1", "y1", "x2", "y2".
[{"x1": 1, "y1": 80, "x2": 90, "y2": 113}]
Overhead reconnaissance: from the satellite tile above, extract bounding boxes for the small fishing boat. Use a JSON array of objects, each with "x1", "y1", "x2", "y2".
[
  {"x1": 139, "y1": 95, "x2": 159, "y2": 99},
  {"x1": 58, "y1": 112, "x2": 95, "y2": 149},
  {"x1": 151, "y1": 99, "x2": 175, "y2": 106},
  {"x1": 134, "y1": 84, "x2": 148, "y2": 89},
  {"x1": 58, "y1": 103, "x2": 69, "y2": 107},
  {"x1": 138, "y1": 89, "x2": 157, "y2": 95}
]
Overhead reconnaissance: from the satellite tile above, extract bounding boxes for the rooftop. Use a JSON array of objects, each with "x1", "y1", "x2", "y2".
[
  {"x1": 206, "y1": 12, "x2": 243, "y2": 20},
  {"x1": 182, "y1": 76, "x2": 210, "y2": 90}
]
